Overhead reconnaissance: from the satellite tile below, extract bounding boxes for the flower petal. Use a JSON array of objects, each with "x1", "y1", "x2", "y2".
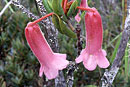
[
  {"x1": 81, "y1": 0, "x2": 88, "y2": 7},
  {"x1": 75, "y1": 49, "x2": 86, "y2": 63},
  {"x1": 40, "y1": 64, "x2": 58, "y2": 80},
  {"x1": 53, "y1": 53, "x2": 69, "y2": 70},
  {"x1": 75, "y1": 13, "x2": 81, "y2": 23},
  {"x1": 102, "y1": 49, "x2": 107, "y2": 56},
  {"x1": 83, "y1": 54, "x2": 97, "y2": 71},
  {"x1": 96, "y1": 50, "x2": 110, "y2": 68},
  {"x1": 39, "y1": 53, "x2": 69, "y2": 79}
]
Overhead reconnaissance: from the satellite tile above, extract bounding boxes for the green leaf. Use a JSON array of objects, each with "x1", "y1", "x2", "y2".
[
  {"x1": 105, "y1": 32, "x2": 122, "y2": 49},
  {"x1": 52, "y1": 0, "x2": 64, "y2": 15},
  {"x1": 59, "y1": 18, "x2": 76, "y2": 38},
  {"x1": 59, "y1": 0, "x2": 62, "y2": 4},
  {"x1": 1, "y1": 82, "x2": 6, "y2": 87},
  {"x1": 43, "y1": 0, "x2": 53, "y2": 13},
  {"x1": 110, "y1": 34, "x2": 122, "y2": 63},
  {"x1": 67, "y1": 0, "x2": 81, "y2": 17},
  {"x1": 52, "y1": 0, "x2": 67, "y2": 21},
  {"x1": 47, "y1": 0, "x2": 53, "y2": 9},
  {"x1": 11, "y1": 76, "x2": 23, "y2": 85},
  {"x1": 52, "y1": 13, "x2": 64, "y2": 34},
  {"x1": 52, "y1": 13, "x2": 76, "y2": 38},
  {"x1": 77, "y1": 0, "x2": 81, "y2": 6},
  {"x1": 67, "y1": 0, "x2": 78, "y2": 17},
  {"x1": 80, "y1": 11, "x2": 86, "y2": 20},
  {"x1": 124, "y1": 41, "x2": 129, "y2": 77},
  {"x1": 85, "y1": 85, "x2": 97, "y2": 87}
]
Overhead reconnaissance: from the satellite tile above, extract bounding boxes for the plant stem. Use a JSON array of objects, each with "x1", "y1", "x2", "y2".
[
  {"x1": 67, "y1": 24, "x2": 82, "y2": 87},
  {"x1": 67, "y1": 20, "x2": 75, "y2": 31},
  {"x1": 12, "y1": 0, "x2": 39, "y2": 20},
  {"x1": 32, "y1": 12, "x2": 54, "y2": 24},
  {"x1": 4, "y1": 0, "x2": 14, "y2": 13},
  {"x1": 0, "y1": 0, "x2": 12, "y2": 17},
  {"x1": 101, "y1": 2, "x2": 130, "y2": 86},
  {"x1": 77, "y1": 6, "x2": 95, "y2": 12},
  {"x1": 35, "y1": 0, "x2": 46, "y2": 16}
]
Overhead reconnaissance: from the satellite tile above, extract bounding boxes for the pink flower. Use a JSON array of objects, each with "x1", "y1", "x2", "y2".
[
  {"x1": 75, "y1": 8, "x2": 110, "y2": 70},
  {"x1": 75, "y1": 14, "x2": 81, "y2": 23},
  {"x1": 81, "y1": 0, "x2": 88, "y2": 8},
  {"x1": 75, "y1": 0, "x2": 88, "y2": 22},
  {"x1": 25, "y1": 22, "x2": 69, "y2": 79}
]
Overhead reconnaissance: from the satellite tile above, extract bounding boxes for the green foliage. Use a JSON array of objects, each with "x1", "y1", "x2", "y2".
[
  {"x1": 52, "y1": 13, "x2": 76, "y2": 38},
  {"x1": 110, "y1": 33, "x2": 122, "y2": 63},
  {"x1": 0, "y1": 8, "x2": 41, "y2": 86},
  {"x1": 0, "y1": 0, "x2": 130, "y2": 87},
  {"x1": 42, "y1": 0, "x2": 53, "y2": 13},
  {"x1": 52, "y1": 0, "x2": 64, "y2": 16},
  {"x1": 52, "y1": 14, "x2": 64, "y2": 34},
  {"x1": 67, "y1": 0, "x2": 78, "y2": 17}
]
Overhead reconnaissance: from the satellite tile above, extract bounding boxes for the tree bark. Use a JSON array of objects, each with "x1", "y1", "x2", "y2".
[{"x1": 101, "y1": 0, "x2": 130, "y2": 86}]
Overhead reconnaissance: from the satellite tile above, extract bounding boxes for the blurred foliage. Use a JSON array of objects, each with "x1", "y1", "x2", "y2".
[{"x1": 0, "y1": 0, "x2": 130, "y2": 87}]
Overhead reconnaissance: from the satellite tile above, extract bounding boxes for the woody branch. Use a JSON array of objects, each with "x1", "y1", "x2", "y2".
[{"x1": 101, "y1": 0, "x2": 130, "y2": 86}]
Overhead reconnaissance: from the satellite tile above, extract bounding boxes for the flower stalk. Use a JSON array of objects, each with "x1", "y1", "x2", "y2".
[{"x1": 32, "y1": 12, "x2": 54, "y2": 24}]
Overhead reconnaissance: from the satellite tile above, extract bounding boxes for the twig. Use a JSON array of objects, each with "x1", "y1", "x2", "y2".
[
  {"x1": 67, "y1": 20, "x2": 75, "y2": 31},
  {"x1": 122, "y1": 0, "x2": 127, "y2": 30},
  {"x1": 11, "y1": 0, "x2": 49, "y2": 43},
  {"x1": 35, "y1": 0, "x2": 46, "y2": 16},
  {"x1": 4, "y1": 0, "x2": 14, "y2": 13},
  {"x1": 80, "y1": 35, "x2": 86, "y2": 40},
  {"x1": 101, "y1": 5, "x2": 130, "y2": 87},
  {"x1": 35, "y1": 0, "x2": 56, "y2": 35},
  {"x1": 76, "y1": 24, "x2": 82, "y2": 55},
  {"x1": 0, "y1": 0, "x2": 12, "y2": 17},
  {"x1": 55, "y1": 71, "x2": 67, "y2": 87},
  {"x1": 11, "y1": 0, "x2": 49, "y2": 38},
  {"x1": 67, "y1": 61, "x2": 77, "y2": 87},
  {"x1": 12, "y1": 0, "x2": 50, "y2": 40},
  {"x1": 12, "y1": 0, "x2": 39, "y2": 20},
  {"x1": 66, "y1": 24, "x2": 82, "y2": 87},
  {"x1": 34, "y1": 0, "x2": 40, "y2": 16}
]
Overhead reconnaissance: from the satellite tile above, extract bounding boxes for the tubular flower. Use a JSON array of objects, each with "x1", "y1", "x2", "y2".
[
  {"x1": 75, "y1": 8, "x2": 110, "y2": 70},
  {"x1": 75, "y1": 13, "x2": 81, "y2": 23},
  {"x1": 80, "y1": 0, "x2": 88, "y2": 7},
  {"x1": 75, "y1": 0, "x2": 88, "y2": 22},
  {"x1": 25, "y1": 22, "x2": 69, "y2": 79}
]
